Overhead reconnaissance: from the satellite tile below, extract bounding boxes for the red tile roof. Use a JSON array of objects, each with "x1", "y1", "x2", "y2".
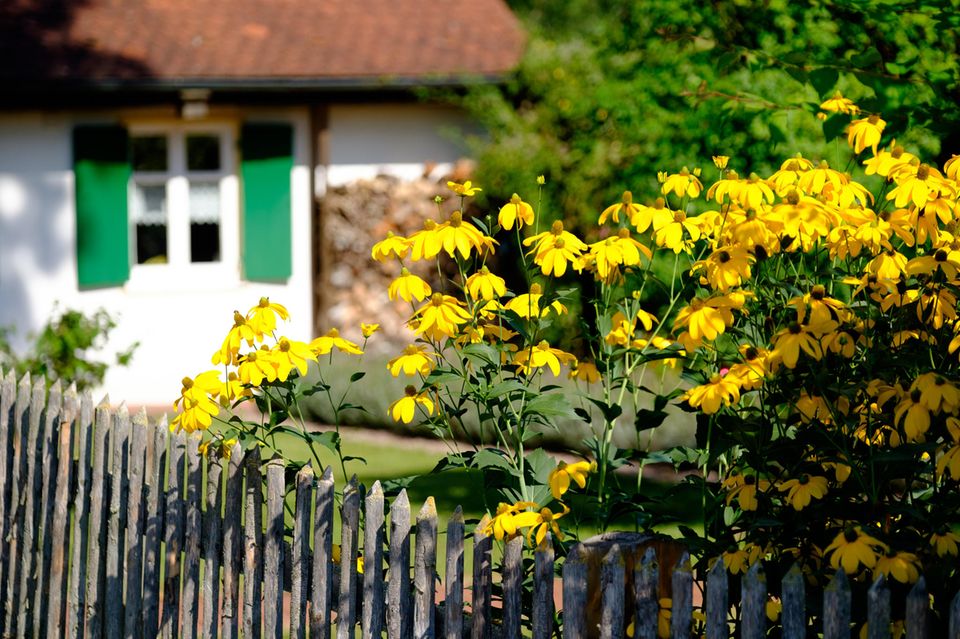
[{"x1": 2, "y1": 0, "x2": 524, "y2": 87}]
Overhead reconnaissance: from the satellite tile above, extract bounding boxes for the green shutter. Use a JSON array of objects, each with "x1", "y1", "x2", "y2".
[
  {"x1": 241, "y1": 123, "x2": 293, "y2": 281},
  {"x1": 73, "y1": 125, "x2": 130, "y2": 288}
]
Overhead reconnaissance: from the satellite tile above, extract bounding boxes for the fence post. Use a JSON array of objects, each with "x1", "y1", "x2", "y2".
[
  {"x1": 141, "y1": 416, "x2": 167, "y2": 639},
  {"x1": 14, "y1": 375, "x2": 45, "y2": 638},
  {"x1": 823, "y1": 570, "x2": 851, "y2": 639},
  {"x1": 68, "y1": 391, "x2": 94, "y2": 639},
  {"x1": 263, "y1": 458, "x2": 285, "y2": 639},
  {"x1": 599, "y1": 545, "x2": 625, "y2": 639},
  {"x1": 532, "y1": 533, "x2": 555, "y2": 639},
  {"x1": 632, "y1": 547, "x2": 658, "y2": 639},
  {"x1": 0, "y1": 370, "x2": 16, "y2": 637},
  {"x1": 388, "y1": 489, "x2": 412, "y2": 639},
  {"x1": 311, "y1": 467, "x2": 335, "y2": 639},
  {"x1": 670, "y1": 553, "x2": 693, "y2": 639},
  {"x1": 362, "y1": 481, "x2": 385, "y2": 639},
  {"x1": 336, "y1": 476, "x2": 360, "y2": 639},
  {"x1": 414, "y1": 497, "x2": 438, "y2": 639},
  {"x1": 866, "y1": 575, "x2": 889, "y2": 639},
  {"x1": 443, "y1": 506, "x2": 464, "y2": 639},
  {"x1": 105, "y1": 405, "x2": 131, "y2": 639},
  {"x1": 122, "y1": 409, "x2": 148, "y2": 639},
  {"x1": 289, "y1": 465, "x2": 313, "y2": 639},
  {"x1": 85, "y1": 395, "x2": 113, "y2": 639},
  {"x1": 741, "y1": 561, "x2": 766, "y2": 639},
  {"x1": 502, "y1": 534, "x2": 524, "y2": 639},
  {"x1": 471, "y1": 514, "x2": 492, "y2": 639},
  {"x1": 781, "y1": 564, "x2": 805, "y2": 639},
  {"x1": 561, "y1": 546, "x2": 587, "y2": 639},
  {"x1": 705, "y1": 560, "x2": 727, "y2": 639},
  {"x1": 905, "y1": 577, "x2": 927, "y2": 639},
  {"x1": 202, "y1": 454, "x2": 223, "y2": 639},
  {"x1": 243, "y1": 446, "x2": 263, "y2": 639},
  {"x1": 161, "y1": 429, "x2": 187, "y2": 639},
  {"x1": 33, "y1": 379, "x2": 61, "y2": 636},
  {"x1": 221, "y1": 443, "x2": 243, "y2": 639},
  {"x1": 45, "y1": 384, "x2": 73, "y2": 639},
  {"x1": 949, "y1": 591, "x2": 960, "y2": 639}
]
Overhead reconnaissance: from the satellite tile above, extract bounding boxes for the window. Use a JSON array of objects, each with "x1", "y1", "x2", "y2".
[{"x1": 128, "y1": 125, "x2": 236, "y2": 274}]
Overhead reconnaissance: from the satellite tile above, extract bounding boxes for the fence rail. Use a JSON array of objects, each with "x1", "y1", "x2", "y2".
[{"x1": 1, "y1": 369, "x2": 960, "y2": 638}]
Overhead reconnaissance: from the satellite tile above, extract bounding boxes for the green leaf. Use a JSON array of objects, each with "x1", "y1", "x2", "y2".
[
  {"x1": 424, "y1": 369, "x2": 464, "y2": 385},
  {"x1": 822, "y1": 113, "x2": 848, "y2": 142},
  {"x1": 808, "y1": 67, "x2": 839, "y2": 96},
  {"x1": 586, "y1": 396, "x2": 622, "y2": 423},
  {"x1": 309, "y1": 430, "x2": 341, "y2": 453},
  {"x1": 851, "y1": 47, "x2": 882, "y2": 69},
  {"x1": 487, "y1": 379, "x2": 528, "y2": 397},
  {"x1": 525, "y1": 393, "x2": 577, "y2": 420},
  {"x1": 524, "y1": 447, "x2": 557, "y2": 485},
  {"x1": 349, "y1": 371, "x2": 366, "y2": 383},
  {"x1": 473, "y1": 448, "x2": 516, "y2": 475},
  {"x1": 635, "y1": 408, "x2": 669, "y2": 432}
]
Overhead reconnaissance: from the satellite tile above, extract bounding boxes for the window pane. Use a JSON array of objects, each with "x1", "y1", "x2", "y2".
[
  {"x1": 189, "y1": 180, "x2": 221, "y2": 262},
  {"x1": 131, "y1": 136, "x2": 167, "y2": 172},
  {"x1": 186, "y1": 134, "x2": 221, "y2": 171},
  {"x1": 130, "y1": 183, "x2": 168, "y2": 264}
]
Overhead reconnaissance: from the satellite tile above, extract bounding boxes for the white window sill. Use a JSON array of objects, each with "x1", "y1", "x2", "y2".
[{"x1": 124, "y1": 262, "x2": 242, "y2": 294}]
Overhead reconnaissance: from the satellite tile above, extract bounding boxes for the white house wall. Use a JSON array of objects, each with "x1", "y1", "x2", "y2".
[
  {"x1": 324, "y1": 103, "x2": 477, "y2": 190},
  {"x1": 0, "y1": 108, "x2": 314, "y2": 406}
]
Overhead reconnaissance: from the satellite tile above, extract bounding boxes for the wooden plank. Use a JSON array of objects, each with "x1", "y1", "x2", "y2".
[
  {"x1": 33, "y1": 379, "x2": 61, "y2": 637},
  {"x1": 823, "y1": 570, "x2": 850, "y2": 639},
  {"x1": 289, "y1": 465, "x2": 313, "y2": 639},
  {"x1": 264, "y1": 459, "x2": 285, "y2": 639},
  {"x1": 670, "y1": 553, "x2": 692, "y2": 639},
  {"x1": 501, "y1": 534, "x2": 523, "y2": 639},
  {"x1": 413, "y1": 497, "x2": 437, "y2": 639},
  {"x1": 336, "y1": 477, "x2": 360, "y2": 639},
  {"x1": 781, "y1": 564, "x2": 805, "y2": 639},
  {"x1": 221, "y1": 444, "x2": 243, "y2": 639},
  {"x1": 45, "y1": 385, "x2": 74, "y2": 639},
  {"x1": 85, "y1": 397, "x2": 113, "y2": 639},
  {"x1": 14, "y1": 375, "x2": 45, "y2": 639},
  {"x1": 632, "y1": 547, "x2": 658, "y2": 639},
  {"x1": 388, "y1": 489, "x2": 412, "y2": 639},
  {"x1": 443, "y1": 506, "x2": 464, "y2": 639},
  {"x1": 0, "y1": 370, "x2": 16, "y2": 637},
  {"x1": 243, "y1": 446, "x2": 263, "y2": 639},
  {"x1": 181, "y1": 434, "x2": 203, "y2": 639},
  {"x1": 310, "y1": 466, "x2": 335, "y2": 639},
  {"x1": 362, "y1": 481, "x2": 385, "y2": 639},
  {"x1": 866, "y1": 575, "x2": 889, "y2": 639},
  {"x1": 704, "y1": 559, "x2": 727, "y2": 639},
  {"x1": 949, "y1": 591, "x2": 960, "y2": 639},
  {"x1": 105, "y1": 405, "x2": 131, "y2": 639},
  {"x1": 599, "y1": 544, "x2": 625, "y2": 639},
  {"x1": 532, "y1": 533, "x2": 555, "y2": 639},
  {"x1": 741, "y1": 561, "x2": 766, "y2": 639},
  {"x1": 2, "y1": 373, "x2": 31, "y2": 638},
  {"x1": 471, "y1": 515, "x2": 493, "y2": 639},
  {"x1": 905, "y1": 577, "x2": 927, "y2": 639},
  {"x1": 560, "y1": 546, "x2": 586, "y2": 639},
  {"x1": 123, "y1": 410, "x2": 148, "y2": 639},
  {"x1": 141, "y1": 418, "x2": 167, "y2": 639},
  {"x1": 67, "y1": 391, "x2": 93, "y2": 639},
  {"x1": 202, "y1": 455, "x2": 223, "y2": 639},
  {"x1": 161, "y1": 429, "x2": 186, "y2": 639}
]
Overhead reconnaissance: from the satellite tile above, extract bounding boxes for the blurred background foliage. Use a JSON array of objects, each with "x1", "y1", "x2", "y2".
[{"x1": 446, "y1": 0, "x2": 960, "y2": 236}]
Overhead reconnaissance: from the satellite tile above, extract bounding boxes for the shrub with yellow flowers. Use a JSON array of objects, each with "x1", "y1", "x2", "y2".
[
  {"x1": 371, "y1": 94, "x2": 960, "y2": 632},
  {"x1": 172, "y1": 297, "x2": 369, "y2": 481}
]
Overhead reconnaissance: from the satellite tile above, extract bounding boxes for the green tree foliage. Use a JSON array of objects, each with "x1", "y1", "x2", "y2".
[{"x1": 454, "y1": 0, "x2": 959, "y2": 236}]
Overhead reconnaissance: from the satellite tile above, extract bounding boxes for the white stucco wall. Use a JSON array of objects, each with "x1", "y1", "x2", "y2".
[
  {"x1": 0, "y1": 108, "x2": 314, "y2": 406},
  {"x1": 323, "y1": 103, "x2": 478, "y2": 190}
]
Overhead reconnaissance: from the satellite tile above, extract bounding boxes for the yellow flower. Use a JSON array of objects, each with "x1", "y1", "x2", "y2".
[
  {"x1": 629, "y1": 197, "x2": 669, "y2": 233},
  {"x1": 893, "y1": 389, "x2": 931, "y2": 442},
  {"x1": 220, "y1": 371, "x2": 250, "y2": 405},
  {"x1": 484, "y1": 501, "x2": 540, "y2": 540},
  {"x1": 246, "y1": 297, "x2": 290, "y2": 335},
  {"x1": 712, "y1": 155, "x2": 729, "y2": 169},
  {"x1": 513, "y1": 340, "x2": 575, "y2": 376},
  {"x1": 788, "y1": 284, "x2": 850, "y2": 325},
  {"x1": 504, "y1": 283, "x2": 567, "y2": 319},
  {"x1": 770, "y1": 320, "x2": 831, "y2": 369},
  {"x1": 777, "y1": 474, "x2": 828, "y2": 511},
  {"x1": 465, "y1": 266, "x2": 507, "y2": 301},
  {"x1": 433, "y1": 211, "x2": 496, "y2": 260},
  {"x1": 309, "y1": 328, "x2": 363, "y2": 356},
  {"x1": 237, "y1": 349, "x2": 278, "y2": 386},
  {"x1": 523, "y1": 220, "x2": 587, "y2": 277},
  {"x1": 673, "y1": 296, "x2": 735, "y2": 342},
  {"x1": 930, "y1": 528, "x2": 960, "y2": 557},
  {"x1": 212, "y1": 311, "x2": 259, "y2": 366},
  {"x1": 388, "y1": 385, "x2": 435, "y2": 424},
  {"x1": 874, "y1": 550, "x2": 920, "y2": 584},
  {"x1": 410, "y1": 293, "x2": 471, "y2": 340},
  {"x1": 825, "y1": 527, "x2": 885, "y2": 574},
  {"x1": 389, "y1": 268, "x2": 433, "y2": 303},
  {"x1": 387, "y1": 344, "x2": 435, "y2": 377},
  {"x1": 447, "y1": 180, "x2": 481, "y2": 196},
  {"x1": 886, "y1": 163, "x2": 954, "y2": 209},
  {"x1": 548, "y1": 460, "x2": 596, "y2": 499},
  {"x1": 911, "y1": 372, "x2": 960, "y2": 413},
  {"x1": 537, "y1": 175, "x2": 546, "y2": 185},
  {"x1": 599, "y1": 190, "x2": 643, "y2": 225},
  {"x1": 938, "y1": 444, "x2": 960, "y2": 480},
  {"x1": 863, "y1": 141, "x2": 916, "y2": 178},
  {"x1": 586, "y1": 229, "x2": 652, "y2": 281},
  {"x1": 172, "y1": 371, "x2": 222, "y2": 433},
  {"x1": 819, "y1": 91, "x2": 860, "y2": 115},
  {"x1": 906, "y1": 247, "x2": 960, "y2": 280},
  {"x1": 691, "y1": 246, "x2": 753, "y2": 291},
  {"x1": 652, "y1": 210, "x2": 702, "y2": 253},
  {"x1": 726, "y1": 345, "x2": 771, "y2": 390},
  {"x1": 722, "y1": 473, "x2": 769, "y2": 511},
  {"x1": 721, "y1": 545, "x2": 762, "y2": 575},
  {"x1": 682, "y1": 373, "x2": 740, "y2": 414},
  {"x1": 371, "y1": 231, "x2": 412, "y2": 262},
  {"x1": 569, "y1": 361, "x2": 601, "y2": 383},
  {"x1": 498, "y1": 193, "x2": 534, "y2": 230},
  {"x1": 511, "y1": 504, "x2": 570, "y2": 546},
  {"x1": 272, "y1": 337, "x2": 317, "y2": 381},
  {"x1": 407, "y1": 219, "x2": 442, "y2": 261},
  {"x1": 661, "y1": 167, "x2": 703, "y2": 198},
  {"x1": 847, "y1": 114, "x2": 886, "y2": 154},
  {"x1": 361, "y1": 323, "x2": 380, "y2": 338}
]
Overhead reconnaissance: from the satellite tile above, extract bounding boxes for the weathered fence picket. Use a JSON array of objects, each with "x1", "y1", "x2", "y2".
[{"x1": 0, "y1": 369, "x2": 958, "y2": 639}]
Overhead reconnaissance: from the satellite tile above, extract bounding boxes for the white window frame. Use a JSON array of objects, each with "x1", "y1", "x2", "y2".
[{"x1": 125, "y1": 121, "x2": 241, "y2": 291}]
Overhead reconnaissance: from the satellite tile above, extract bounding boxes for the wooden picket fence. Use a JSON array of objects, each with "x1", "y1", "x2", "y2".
[{"x1": 2, "y1": 368, "x2": 960, "y2": 638}]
